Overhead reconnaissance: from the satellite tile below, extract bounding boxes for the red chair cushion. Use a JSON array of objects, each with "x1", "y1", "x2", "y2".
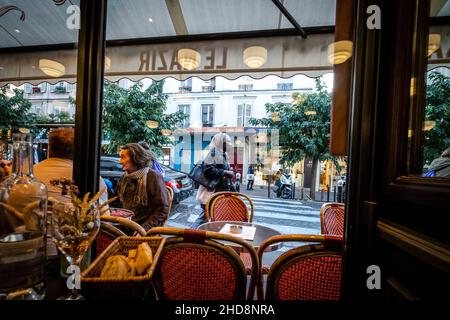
[
  {"x1": 159, "y1": 246, "x2": 241, "y2": 300},
  {"x1": 276, "y1": 256, "x2": 342, "y2": 300}
]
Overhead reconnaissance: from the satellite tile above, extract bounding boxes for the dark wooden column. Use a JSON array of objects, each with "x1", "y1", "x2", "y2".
[
  {"x1": 73, "y1": 0, "x2": 107, "y2": 195},
  {"x1": 329, "y1": 0, "x2": 355, "y2": 156}
]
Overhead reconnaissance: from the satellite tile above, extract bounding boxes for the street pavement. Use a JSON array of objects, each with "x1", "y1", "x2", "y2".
[{"x1": 166, "y1": 187, "x2": 325, "y2": 266}]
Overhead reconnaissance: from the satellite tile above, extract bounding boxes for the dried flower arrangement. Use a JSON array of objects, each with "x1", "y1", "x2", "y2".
[{"x1": 49, "y1": 178, "x2": 118, "y2": 227}]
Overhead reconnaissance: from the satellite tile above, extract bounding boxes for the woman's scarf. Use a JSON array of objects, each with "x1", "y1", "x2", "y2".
[
  {"x1": 118, "y1": 166, "x2": 149, "y2": 206},
  {"x1": 204, "y1": 132, "x2": 230, "y2": 166}
]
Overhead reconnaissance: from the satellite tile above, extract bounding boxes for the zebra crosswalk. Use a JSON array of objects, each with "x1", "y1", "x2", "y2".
[
  {"x1": 168, "y1": 195, "x2": 322, "y2": 236},
  {"x1": 250, "y1": 197, "x2": 321, "y2": 235}
]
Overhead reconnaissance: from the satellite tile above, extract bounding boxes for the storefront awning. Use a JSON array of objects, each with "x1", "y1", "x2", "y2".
[
  {"x1": 0, "y1": 34, "x2": 336, "y2": 86},
  {"x1": 1, "y1": 28, "x2": 449, "y2": 87}
]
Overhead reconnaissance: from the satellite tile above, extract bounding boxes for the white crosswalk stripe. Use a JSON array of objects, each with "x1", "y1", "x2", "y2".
[{"x1": 249, "y1": 197, "x2": 321, "y2": 235}]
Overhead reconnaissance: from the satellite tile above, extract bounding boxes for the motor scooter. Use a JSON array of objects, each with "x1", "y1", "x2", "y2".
[{"x1": 276, "y1": 172, "x2": 293, "y2": 199}]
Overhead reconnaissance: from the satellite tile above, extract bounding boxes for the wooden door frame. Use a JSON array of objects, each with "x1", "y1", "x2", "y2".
[{"x1": 343, "y1": 0, "x2": 450, "y2": 299}]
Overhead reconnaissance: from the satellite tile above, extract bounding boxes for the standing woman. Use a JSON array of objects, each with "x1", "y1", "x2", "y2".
[
  {"x1": 117, "y1": 142, "x2": 169, "y2": 231},
  {"x1": 191, "y1": 132, "x2": 235, "y2": 229}
]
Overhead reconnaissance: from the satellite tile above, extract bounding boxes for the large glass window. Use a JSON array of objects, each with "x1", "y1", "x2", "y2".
[
  {"x1": 201, "y1": 104, "x2": 214, "y2": 127},
  {"x1": 237, "y1": 103, "x2": 252, "y2": 127},
  {"x1": 179, "y1": 79, "x2": 192, "y2": 93},
  {"x1": 178, "y1": 104, "x2": 191, "y2": 128},
  {"x1": 410, "y1": 5, "x2": 450, "y2": 179}
]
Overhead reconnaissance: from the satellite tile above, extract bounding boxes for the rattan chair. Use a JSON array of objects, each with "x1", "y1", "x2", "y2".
[
  {"x1": 257, "y1": 234, "x2": 344, "y2": 300},
  {"x1": 94, "y1": 216, "x2": 146, "y2": 257},
  {"x1": 320, "y1": 203, "x2": 345, "y2": 237},
  {"x1": 205, "y1": 191, "x2": 254, "y2": 223},
  {"x1": 203, "y1": 192, "x2": 261, "y2": 276},
  {"x1": 146, "y1": 227, "x2": 259, "y2": 300}
]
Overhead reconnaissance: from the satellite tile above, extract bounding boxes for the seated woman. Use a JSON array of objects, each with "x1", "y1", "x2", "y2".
[{"x1": 117, "y1": 142, "x2": 169, "y2": 231}]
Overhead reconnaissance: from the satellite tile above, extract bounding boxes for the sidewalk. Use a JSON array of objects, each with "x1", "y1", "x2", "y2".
[{"x1": 239, "y1": 183, "x2": 339, "y2": 203}]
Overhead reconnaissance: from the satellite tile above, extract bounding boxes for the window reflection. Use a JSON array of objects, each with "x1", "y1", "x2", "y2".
[{"x1": 419, "y1": 3, "x2": 450, "y2": 178}]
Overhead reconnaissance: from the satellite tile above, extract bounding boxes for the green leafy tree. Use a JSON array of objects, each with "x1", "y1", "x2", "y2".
[
  {"x1": 0, "y1": 87, "x2": 36, "y2": 139},
  {"x1": 56, "y1": 111, "x2": 73, "y2": 123},
  {"x1": 102, "y1": 80, "x2": 187, "y2": 155},
  {"x1": 423, "y1": 71, "x2": 450, "y2": 165},
  {"x1": 250, "y1": 79, "x2": 332, "y2": 199}
]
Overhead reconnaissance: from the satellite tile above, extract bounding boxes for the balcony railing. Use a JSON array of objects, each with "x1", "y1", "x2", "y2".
[
  {"x1": 202, "y1": 86, "x2": 215, "y2": 92},
  {"x1": 54, "y1": 86, "x2": 67, "y2": 93},
  {"x1": 178, "y1": 86, "x2": 192, "y2": 93}
]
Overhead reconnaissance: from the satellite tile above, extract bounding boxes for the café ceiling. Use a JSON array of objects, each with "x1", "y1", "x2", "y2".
[
  {"x1": 0, "y1": 0, "x2": 337, "y2": 48},
  {"x1": 0, "y1": 0, "x2": 449, "y2": 85}
]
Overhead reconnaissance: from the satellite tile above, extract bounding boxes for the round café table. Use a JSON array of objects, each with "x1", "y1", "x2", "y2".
[{"x1": 197, "y1": 221, "x2": 282, "y2": 252}]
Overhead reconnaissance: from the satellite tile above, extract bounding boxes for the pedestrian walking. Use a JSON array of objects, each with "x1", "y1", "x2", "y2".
[{"x1": 247, "y1": 165, "x2": 255, "y2": 190}]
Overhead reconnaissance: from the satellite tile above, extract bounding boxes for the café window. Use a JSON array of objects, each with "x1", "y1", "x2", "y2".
[
  {"x1": 178, "y1": 104, "x2": 191, "y2": 128},
  {"x1": 237, "y1": 103, "x2": 252, "y2": 127},
  {"x1": 202, "y1": 104, "x2": 214, "y2": 127}
]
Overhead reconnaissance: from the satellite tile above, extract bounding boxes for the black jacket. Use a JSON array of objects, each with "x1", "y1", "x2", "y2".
[{"x1": 204, "y1": 152, "x2": 232, "y2": 192}]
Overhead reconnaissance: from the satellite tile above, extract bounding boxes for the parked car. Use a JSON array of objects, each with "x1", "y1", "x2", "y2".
[{"x1": 100, "y1": 156, "x2": 194, "y2": 205}]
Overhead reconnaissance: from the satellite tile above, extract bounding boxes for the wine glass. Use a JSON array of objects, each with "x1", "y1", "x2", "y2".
[{"x1": 51, "y1": 200, "x2": 100, "y2": 300}]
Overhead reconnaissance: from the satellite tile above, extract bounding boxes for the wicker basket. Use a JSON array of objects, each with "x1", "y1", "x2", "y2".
[{"x1": 81, "y1": 236, "x2": 165, "y2": 300}]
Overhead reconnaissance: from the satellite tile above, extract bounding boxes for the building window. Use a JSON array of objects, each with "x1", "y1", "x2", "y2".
[
  {"x1": 161, "y1": 148, "x2": 171, "y2": 166},
  {"x1": 201, "y1": 104, "x2": 214, "y2": 127},
  {"x1": 237, "y1": 103, "x2": 252, "y2": 127},
  {"x1": 178, "y1": 104, "x2": 191, "y2": 128},
  {"x1": 202, "y1": 78, "x2": 216, "y2": 92},
  {"x1": 238, "y1": 84, "x2": 253, "y2": 91},
  {"x1": 53, "y1": 81, "x2": 67, "y2": 93},
  {"x1": 179, "y1": 78, "x2": 192, "y2": 93},
  {"x1": 277, "y1": 82, "x2": 293, "y2": 90}
]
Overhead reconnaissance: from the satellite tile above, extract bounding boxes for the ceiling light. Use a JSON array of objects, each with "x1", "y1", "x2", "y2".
[
  {"x1": 161, "y1": 129, "x2": 172, "y2": 136},
  {"x1": 105, "y1": 56, "x2": 111, "y2": 70},
  {"x1": 243, "y1": 46, "x2": 267, "y2": 69},
  {"x1": 39, "y1": 59, "x2": 66, "y2": 77},
  {"x1": 148, "y1": 17, "x2": 154, "y2": 23},
  {"x1": 423, "y1": 120, "x2": 436, "y2": 131},
  {"x1": 427, "y1": 34, "x2": 441, "y2": 57},
  {"x1": 328, "y1": 40, "x2": 353, "y2": 64},
  {"x1": 14, "y1": 29, "x2": 20, "y2": 33},
  {"x1": 146, "y1": 120, "x2": 159, "y2": 129},
  {"x1": 177, "y1": 49, "x2": 201, "y2": 70}
]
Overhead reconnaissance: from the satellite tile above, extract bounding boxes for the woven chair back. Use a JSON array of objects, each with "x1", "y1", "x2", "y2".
[
  {"x1": 257, "y1": 234, "x2": 343, "y2": 300},
  {"x1": 147, "y1": 227, "x2": 259, "y2": 300},
  {"x1": 206, "y1": 192, "x2": 254, "y2": 223},
  {"x1": 320, "y1": 203, "x2": 345, "y2": 237},
  {"x1": 95, "y1": 222, "x2": 126, "y2": 257}
]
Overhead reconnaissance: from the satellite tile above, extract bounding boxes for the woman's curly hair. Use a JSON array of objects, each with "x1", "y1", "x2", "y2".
[{"x1": 121, "y1": 141, "x2": 156, "y2": 169}]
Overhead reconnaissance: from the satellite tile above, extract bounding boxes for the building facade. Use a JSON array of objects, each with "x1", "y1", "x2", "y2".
[{"x1": 19, "y1": 74, "x2": 345, "y2": 192}]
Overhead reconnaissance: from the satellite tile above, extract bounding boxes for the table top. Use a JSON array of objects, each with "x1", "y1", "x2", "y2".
[{"x1": 198, "y1": 221, "x2": 282, "y2": 252}]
